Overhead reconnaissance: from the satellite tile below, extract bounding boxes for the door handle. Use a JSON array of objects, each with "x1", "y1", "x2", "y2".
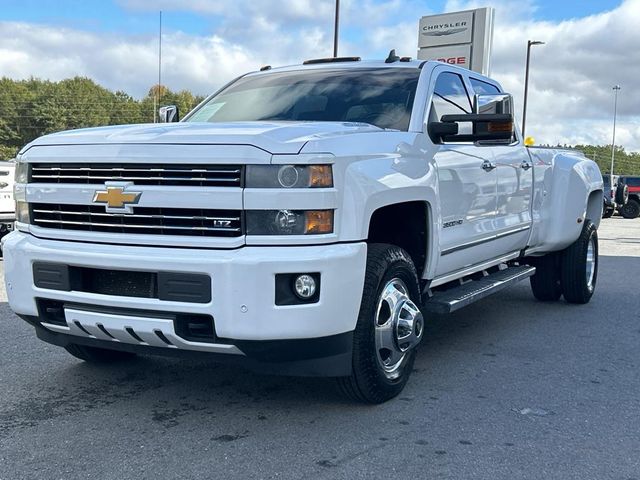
[
  {"x1": 482, "y1": 160, "x2": 497, "y2": 172},
  {"x1": 521, "y1": 161, "x2": 532, "y2": 171}
]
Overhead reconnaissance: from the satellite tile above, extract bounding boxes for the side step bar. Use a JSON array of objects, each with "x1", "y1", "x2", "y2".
[{"x1": 422, "y1": 265, "x2": 536, "y2": 315}]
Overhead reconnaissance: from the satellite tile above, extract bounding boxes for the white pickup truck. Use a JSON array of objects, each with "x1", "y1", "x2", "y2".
[
  {"x1": 0, "y1": 161, "x2": 16, "y2": 239},
  {"x1": 4, "y1": 57, "x2": 603, "y2": 403}
]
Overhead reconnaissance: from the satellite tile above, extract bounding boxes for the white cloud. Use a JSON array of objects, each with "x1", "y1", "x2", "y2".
[
  {"x1": 0, "y1": 0, "x2": 639, "y2": 150},
  {"x1": 369, "y1": 0, "x2": 640, "y2": 149}
]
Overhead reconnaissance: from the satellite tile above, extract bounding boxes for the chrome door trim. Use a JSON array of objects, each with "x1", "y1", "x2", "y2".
[{"x1": 441, "y1": 225, "x2": 530, "y2": 256}]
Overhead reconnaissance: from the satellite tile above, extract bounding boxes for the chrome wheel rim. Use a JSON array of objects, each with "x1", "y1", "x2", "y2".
[
  {"x1": 374, "y1": 278, "x2": 424, "y2": 380},
  {"x1": 586, "y1": 236, "x2": 596, "y2": 290}
]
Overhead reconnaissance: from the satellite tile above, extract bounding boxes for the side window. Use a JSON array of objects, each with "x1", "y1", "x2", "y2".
[
  {"x1": 470, "y1": 78, "x2": 501, "y2": 95},
  {"x1": 430, "y1": 72, "x2": 472, "y2": 122}
]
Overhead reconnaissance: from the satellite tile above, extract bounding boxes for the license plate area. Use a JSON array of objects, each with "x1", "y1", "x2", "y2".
[{"x1": 33, "y1": 263, "x2": 211, "y2": 303}]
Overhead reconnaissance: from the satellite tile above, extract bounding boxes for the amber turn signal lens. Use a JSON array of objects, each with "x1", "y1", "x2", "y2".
[
  {"x1": 308, "y1": 165, "x2": 333, "y2": 188},
  {"x1": 305, "y1": 210, "x2": 334, "y2": 234},
  {"x1": 488, "y1": 121, "x2": 513, "y2": 133}
]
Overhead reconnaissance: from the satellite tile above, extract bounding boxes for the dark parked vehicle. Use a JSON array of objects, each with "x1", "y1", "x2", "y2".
[
  {"x1": 618, "y1": 176, "x2": 640, "y2": 219},
  {"x1": 602, "y1": 176, "x2": 616, "y2": 218},
  {"x1": 602, "y1": 175, "x2": 628, "y2": 218}
]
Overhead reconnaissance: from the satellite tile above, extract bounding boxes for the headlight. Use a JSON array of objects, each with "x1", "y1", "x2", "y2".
[
  {"x1": 247, "y1": 210, "x2": 334, "y2": 235},
  {"x1": 15, "y1": 162, "x2": 29, "y2": 183},
  {"x1": 246, "y1": 165, "x2": 333, "y2": 188},
  {"x1": 16, "y1": 201, "x2": 30, "y2": 224}
]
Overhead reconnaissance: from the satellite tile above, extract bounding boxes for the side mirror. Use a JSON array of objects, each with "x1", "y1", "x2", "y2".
[
  {"x1": 428, "y1": 121, "x2": 458, "y2": 142},
  {"x1": 473, "y1": 93, "x2": 514, "y2": 116},
  {"x1": 428, "y1": 93, "x2": 516, "y2": 144},
  {"x1": 159, "y1": 105, "x2": 179, "y2": 123}
]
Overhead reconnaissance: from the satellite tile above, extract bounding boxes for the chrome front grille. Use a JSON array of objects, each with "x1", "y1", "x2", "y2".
[
  {"x1": 31, "y1": 163, "x2": 243, "y2": 187},
  {"x1": 32, "y1": 204, "x2": 243, "y2": 237}
]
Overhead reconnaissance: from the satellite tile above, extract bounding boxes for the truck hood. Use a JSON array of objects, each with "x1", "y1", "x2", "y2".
[{"x1": 23, "y1": 121, "x2": 383, "y2": 155}]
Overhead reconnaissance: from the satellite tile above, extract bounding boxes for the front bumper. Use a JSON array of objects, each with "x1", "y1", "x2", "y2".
[{"x1": 3, "y1": 232, "x2": 367, "y2": 375}]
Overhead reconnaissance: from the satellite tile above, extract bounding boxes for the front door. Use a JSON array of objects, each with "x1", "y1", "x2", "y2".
[
  {"x1": 434, "y1": 146, "x2": 497, "y2": 276},
  {"x1": 427, "y1": 70, "x2": 498, "y2": 277}
]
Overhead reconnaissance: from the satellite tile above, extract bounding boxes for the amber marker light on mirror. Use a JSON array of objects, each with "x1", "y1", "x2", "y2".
[{"x1": 488, "y1": 121, "x2": 513, "y2": 133}]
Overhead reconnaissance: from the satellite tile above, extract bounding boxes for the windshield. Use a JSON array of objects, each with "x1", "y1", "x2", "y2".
[{"x1": 186, "y1": 68, "x2": 421, "y2": 131}]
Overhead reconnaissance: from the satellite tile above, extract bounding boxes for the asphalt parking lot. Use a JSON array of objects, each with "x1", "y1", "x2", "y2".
[{"x1": 1, "y1": 217, "x2": 639, "y2": 480}]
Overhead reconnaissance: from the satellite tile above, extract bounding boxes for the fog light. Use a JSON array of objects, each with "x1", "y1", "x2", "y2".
[{"x1": 294, "y1": 274, "x2": 317, "y2": 299}]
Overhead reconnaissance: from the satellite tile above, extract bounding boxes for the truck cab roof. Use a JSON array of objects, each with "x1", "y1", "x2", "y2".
[{"x1": 243, "y1": 58, "x2": 501, "y2": 92}]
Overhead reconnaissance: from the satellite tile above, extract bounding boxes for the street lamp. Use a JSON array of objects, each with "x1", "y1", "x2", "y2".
[
  {"x1": 333, "y1": 0, "x2": 340, "y2": 57},
  {"x1": 522, "y1": 40, "x2": 545, "y2": 138},
  {"x1": 610, "y1": 85, "x2": 621, "y2": 184}
]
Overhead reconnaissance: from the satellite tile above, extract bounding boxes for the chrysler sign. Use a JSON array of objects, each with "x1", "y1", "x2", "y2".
[
  {"x1": 418, "y1": 8, "x2": 494, "y2": 75},
  {"x1": 419, "y1": 11, "x2": 473, "y2": 47}
]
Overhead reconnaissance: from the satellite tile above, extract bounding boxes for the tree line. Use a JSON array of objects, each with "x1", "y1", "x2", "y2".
[
  {"x1": 0, "y1": 77, "x2": 205, "y2": 159},
  {"x1": 0, "y1": 76, "x2": 639, "y2": 175},
  {"x1": 541, "y1": 144, "x2": 640, "y2": 176}
]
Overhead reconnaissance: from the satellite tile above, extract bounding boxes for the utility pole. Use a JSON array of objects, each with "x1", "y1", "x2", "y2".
[
  {"x1": 610, "y1": 85, "x2": 621, "y2": 182},
  {"x1": 154, "y1": 11, "x2": 163, "y2": 123},
  {"x1": 333, "y1": 0, "x2": 340, "y2": 57},
  {"x1": 522, "y1": 40, "x2": 545, "y2": 138}
]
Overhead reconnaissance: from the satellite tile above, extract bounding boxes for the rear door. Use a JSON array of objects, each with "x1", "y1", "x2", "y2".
[
  {"x1": 429, "y1": 70, "x2": 498, "y2": 277},
  {"x1": 468, "y1": 77, "x2": 533, "y2": 254}
]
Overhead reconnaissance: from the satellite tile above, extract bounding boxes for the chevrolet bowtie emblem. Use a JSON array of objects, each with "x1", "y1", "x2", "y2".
[{"x1": 93, "y1": 182, "x2": 141, "y2": 214}]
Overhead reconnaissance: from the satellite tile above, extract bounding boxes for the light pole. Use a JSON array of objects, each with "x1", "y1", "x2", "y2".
[
  {"x1": 333, "y1": 0, "x2": 340, "y2": 57},
  {"x1": 153, "y1": 11, "x2": 163, "y2": 123},
  {"x1": 522, "y1": 40, "x2": 545, "y2": 138},
  {"x1": 610, "y1": 85, "x2": 621, "y2": 184}
]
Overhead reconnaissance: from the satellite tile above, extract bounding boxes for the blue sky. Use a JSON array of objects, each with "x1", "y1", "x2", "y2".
[
  {"x1": 0, "y1": 0, "x2": 638, "y2": 149},
  {"x1": 1, "y1": 0, "x2": 623, "y2": 37}
]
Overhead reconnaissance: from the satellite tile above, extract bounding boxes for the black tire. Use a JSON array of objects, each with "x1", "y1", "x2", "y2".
[
  {"x1": 560, "y1": 220, "x2": 598, "y2": 304},
  {"x1": 620, "y1": 199, "x2": 640, "y2": 219},
  {"x1": 602, "y1": 208, "x2": 614, "y2": 219},
  {"x1": 65, "y1": 344, "x2": 137, "y2": 363},
  {"x1": 529, "y1": 252, "x2": 562, "y2": 301},
  {"x1": 337, "y1": 244, "x2": 423, "y2": 404},
  {"x1": 615, "y1": 183, "x2": 629, "y2": 205}
]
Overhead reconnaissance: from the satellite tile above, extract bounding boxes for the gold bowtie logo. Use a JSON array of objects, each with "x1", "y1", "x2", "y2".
[{"x1": 93, "y1": 186, "x2": 141, "y2": 210}]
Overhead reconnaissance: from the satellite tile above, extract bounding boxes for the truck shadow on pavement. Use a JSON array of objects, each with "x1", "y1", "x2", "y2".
[{"x1": 1, "y1": 255, "x2": 636, "y2": 440}]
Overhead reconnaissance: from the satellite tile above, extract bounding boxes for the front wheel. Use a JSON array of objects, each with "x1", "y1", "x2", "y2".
[
  {"x1": 560, "y1": 220, "x2": 598, "y2": 304},
  {"x1": 337, "y1": 244, "x2": 424, "y2": 404}
]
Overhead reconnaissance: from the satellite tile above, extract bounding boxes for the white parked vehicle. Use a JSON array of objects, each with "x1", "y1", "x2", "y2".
[
  {"x1": 3, "y1": 56, "x2": 603, "y2": 403},
  {"x1": 0, "y1": 160, "x2": 16, "y2": 240}
]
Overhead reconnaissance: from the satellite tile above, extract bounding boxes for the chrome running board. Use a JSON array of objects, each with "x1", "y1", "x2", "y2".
[{"x1": 423, "y1": 265, "x2": 536, "y2": 315}]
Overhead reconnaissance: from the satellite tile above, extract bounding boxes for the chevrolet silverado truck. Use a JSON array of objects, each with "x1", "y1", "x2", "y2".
[{"x1": 3, "y1": 57, "x2": 604, "y2": 403}]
